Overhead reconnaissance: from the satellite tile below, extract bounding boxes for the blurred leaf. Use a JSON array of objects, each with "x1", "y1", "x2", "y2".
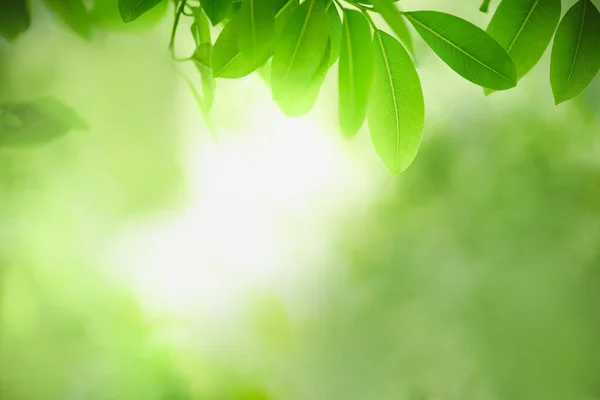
[
  {"x1": 367, "y1": 30, "x2": 424, "y2": 176},
  {"x1": 551, "y1": 0, "x2": 600, "y2": 104},
  {"x1": 201, "y1": 0, "x2": 235, "y2": 25},
  {"x1": 92, "y1": 0, "x2": 167, "y2": 32},
  {"x1": 212, "y1": 21, "x2": 269, "y2": 78},
  {"x1": 191, "y1": 11, "x2": 216, "y2": 114},
  {"x1": 405, "y1": 11, "x2": 517, "y2": 90},
  {"x1": 271, "y1": 0, "x2": 329, "y2": 115},
  {"x1": 487, "y1": 0, "x2": 561, "y2": 82},
  {"x1": 0, "y1": 0, "x2": 31, "y2": 41},
  {"x1": 42, "y1": 0, "x2": 93, "y2": 39},
  {"x1": 480, "y1": 0, "x2": 492, "y2": 13},
  {"x1": 325, "y1": 0, "x2": 342, "y2": 66},
  {"x1": 339, "y1": 9, "x2": 372, "y2": 138},
  {"x1": 236, "y1": 0, "x2": 277, "y2": 63},
  {"x1": 118, "y1": 0, "x2": 163, "y2": 23},
  {"x1": 367, "y1": 0, "x2": 414, "y2": 54},
  {"x1": 0, "y1": 98, "x2": 87, "y2": 147}
]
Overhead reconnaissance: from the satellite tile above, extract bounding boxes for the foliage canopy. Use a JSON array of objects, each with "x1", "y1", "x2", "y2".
[{"x1": 1, "y1": 0, "x2": 600, "y2": 175}]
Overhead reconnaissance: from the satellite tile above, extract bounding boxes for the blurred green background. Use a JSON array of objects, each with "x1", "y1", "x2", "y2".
[{"x1": 2, "y1": 0, "x2": 600, "y2": 399}]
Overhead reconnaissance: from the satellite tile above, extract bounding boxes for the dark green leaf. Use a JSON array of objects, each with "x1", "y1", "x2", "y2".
[
  {"x1": 368, "y1": 30, "x2": 424, "y2": 176},
  {"x1": 0, "y1": 98, "x2": 87, "y2": 147},
  {"x1": 200, "y1": 0, "x2": 235, "y2": 26},
  {"x1": 118, "y1": 0, "x2": 163, "y2": 23},
  {"x1": 339, "y1": 9, "x2": 373, "y2": 138},
  {"x1": 212, "y1": 21, "x2": 268, "y2": 78},
  {"x1": 480, "y1": 0, "x2": 491, "y2": 13},
  {"x1": 42, "y1": 0, "x2": 93, "y2": 39},
  {"x1": 487, "y1": 0, "x2": 561, "y2": 81},
  {"x1": 271, "y1": 0, "x2": 329, "y2": 115},
  {"x1": 0, "y1": 0, "x2": 31, "y2": 41},
  {"x1": 366, "y1": 0, "x2": 414, "y2": 54},
  {"x1": 551, "y1": 0, "x2": 600, "y2": 104},
  {"x1": 405, "y1": 11, "x2": 517, "y2": 90}
]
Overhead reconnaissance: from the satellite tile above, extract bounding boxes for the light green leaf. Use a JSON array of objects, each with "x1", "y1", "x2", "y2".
[
  {"x1": 42, "y1": 0, "x2": 93, "y2": 39},
  {"x1": 339, "y1": 9, "x2": 373, "y2": 138},
  {"x1": 326, "y1": 1, "x2": 343, "y2": 66},
  {"x1": 0, "y1": 0, "x2": 30, "y2": 41},
  {"x1": 0, "y1": 98, "x2": 88, "y2": 147},
  {"x1": 189, "y1": 8, "x2": 216, "y2": 114},
  {"x1": 487, "y1": 0, "x2": 561, "y2": 81},
  {"x1": 200, "y1": 0, "x2": 235, "y2": 26},
  {"x1": 366, "y1": 0, "x2": 414, "y2": 54},
  {"x1": 281, "y1": 42, "x2": 332, "y2": 116},
  {"x1": 405, "y1": 10, "x2": 517, "y2": 90},
  {"x1": 236, "y1": 0, "x2": 277, "y2": 60},
  {"x1": 212, "y1": 21, "x2": 270, "y2": 78},
  {"x1": 191, "y1": 7, "x2": 211, "y2": 47},
  {"x1": 193, "y1": 54, "x2": 216, "y2": 113},
  {"x1": 367, "y1": 30, "x2": 424, "y2": 176},
  {"x1": 118, "y1": 0, "x2": 162, "y2": 23},
  {"x1": 275, "y1": 0, "x2": 299, "y2": 35},
  {"x1": 551, "y1": 0, "x2": 600, "y2": 104},
  {"x1": 271, "y1": 0, "x2": 329, "y2": 115}
]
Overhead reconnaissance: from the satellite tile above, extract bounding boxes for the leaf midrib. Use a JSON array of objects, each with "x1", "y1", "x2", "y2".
[
  {"x1": 559, "y1": 0, "x2": 587, "y2": 101},
  {"x1": 282, "y1": 0, "x2": 317, "y2": 84},
  {"x1": 507, "y1": 0, "x2": 541, "y2": 53},
  {"x1": 376, "y1": 30, "x2": 400, "y2": 173},
  {"x1": 405, "y1": 13, "x2": 512, "y2": 84},
  {"x1": 344, "y1": 16, "x2": 356, "y2": 120},
  {"x1": 125, "y1": 0, "x2": 147, "y2": 21}
]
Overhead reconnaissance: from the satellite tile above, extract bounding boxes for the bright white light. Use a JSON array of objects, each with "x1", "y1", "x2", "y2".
[{"x1": 108, "y1": 75, "x2": 381, "y2": 334}]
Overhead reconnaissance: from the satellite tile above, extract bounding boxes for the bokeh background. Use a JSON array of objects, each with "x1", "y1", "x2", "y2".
[{"x1": 2, "y1": 0, "x2": 600, "y2": 399}]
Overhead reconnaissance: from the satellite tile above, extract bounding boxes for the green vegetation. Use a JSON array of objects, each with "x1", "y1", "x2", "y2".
[{"x1": 2, "y1": 0, "x2": 600, "y2": 174}]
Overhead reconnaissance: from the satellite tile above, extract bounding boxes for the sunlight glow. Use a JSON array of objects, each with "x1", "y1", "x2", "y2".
[{"x1": 109, "y1": 77, "x2": 380, "y2": 332}]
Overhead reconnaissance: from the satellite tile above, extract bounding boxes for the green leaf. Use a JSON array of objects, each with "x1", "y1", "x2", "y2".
[
  {"x1": 487, "y1": 0, "x2": 561, "y2": 81},
  {"x1": 366, "y1": 0, "x2": 414, "y2": 54},
  {"x1": 281, "y1": 42, "x2": 332, "y2": 116},
  {"x1": 191, "y1": 7, "x2": 211, "y2": 47},
  {"x1": 91, "y1": 0, "x2": 168, "y2": 32},
  {"x1": 194, "y1": 49, "x2": 216, "y2": 112},
  {"x1": 0, "y1": 0, "x2": 31, "y2": 41},
  {"x1": 480, "y1": 0, "x2": 492, "y2": 13},
  {"x1": 0, "y1": 98, "x2": 88, "y2": 147},
  {"x1": 212, "y1": 21, "x2": 270, "y2": 78},
  {"x1": 42, "y1": 0, "x2": 93, "y2": 39},
  {"x1": 236, "y1": 0, "x2": 277, "y2": 61},
  {"x1": 200, "y1": 0, "x2": 235, "y2": 26},
  {"x1": 191, "y1": 10, "x2": 216, "y2": 113},
  {"x1": 118, "y1": 0, "x2": 163, "y2": 23},
  {"x1": 550, "y1": 0, "x2": 600, "y2": 104},
  {"x1": 405, "y1": 11, "x2": 517, "y2": 90},
  {"x1": 271, "y1": 0, "x2": 329, "y2": 115},
  {"x1": 367, "y1": 30, "x2": 424, "y2": 176},
  {"x1": 339, "y1": 9, "x2": 373, "y2": 138},
  {"x1": 275, "y1": 0, "x2": 299, "y2": 36},
  {"x1": 326, "y1": 1, "x2": 343, "y2": 66}
]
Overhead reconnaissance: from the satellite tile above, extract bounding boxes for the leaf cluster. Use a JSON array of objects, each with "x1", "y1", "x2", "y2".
[{"x1": 2, "y1": 0, "x2": 600, "y2": 173}]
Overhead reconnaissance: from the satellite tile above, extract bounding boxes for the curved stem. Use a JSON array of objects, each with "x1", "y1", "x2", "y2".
[{"x1": 169, "y1": 0, "x2": 188, "y2": 52}]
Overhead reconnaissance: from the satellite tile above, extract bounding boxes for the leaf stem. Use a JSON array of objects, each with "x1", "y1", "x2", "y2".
[{"x1": 169, "y1": 0, "x2": 188, "y2": 52}]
